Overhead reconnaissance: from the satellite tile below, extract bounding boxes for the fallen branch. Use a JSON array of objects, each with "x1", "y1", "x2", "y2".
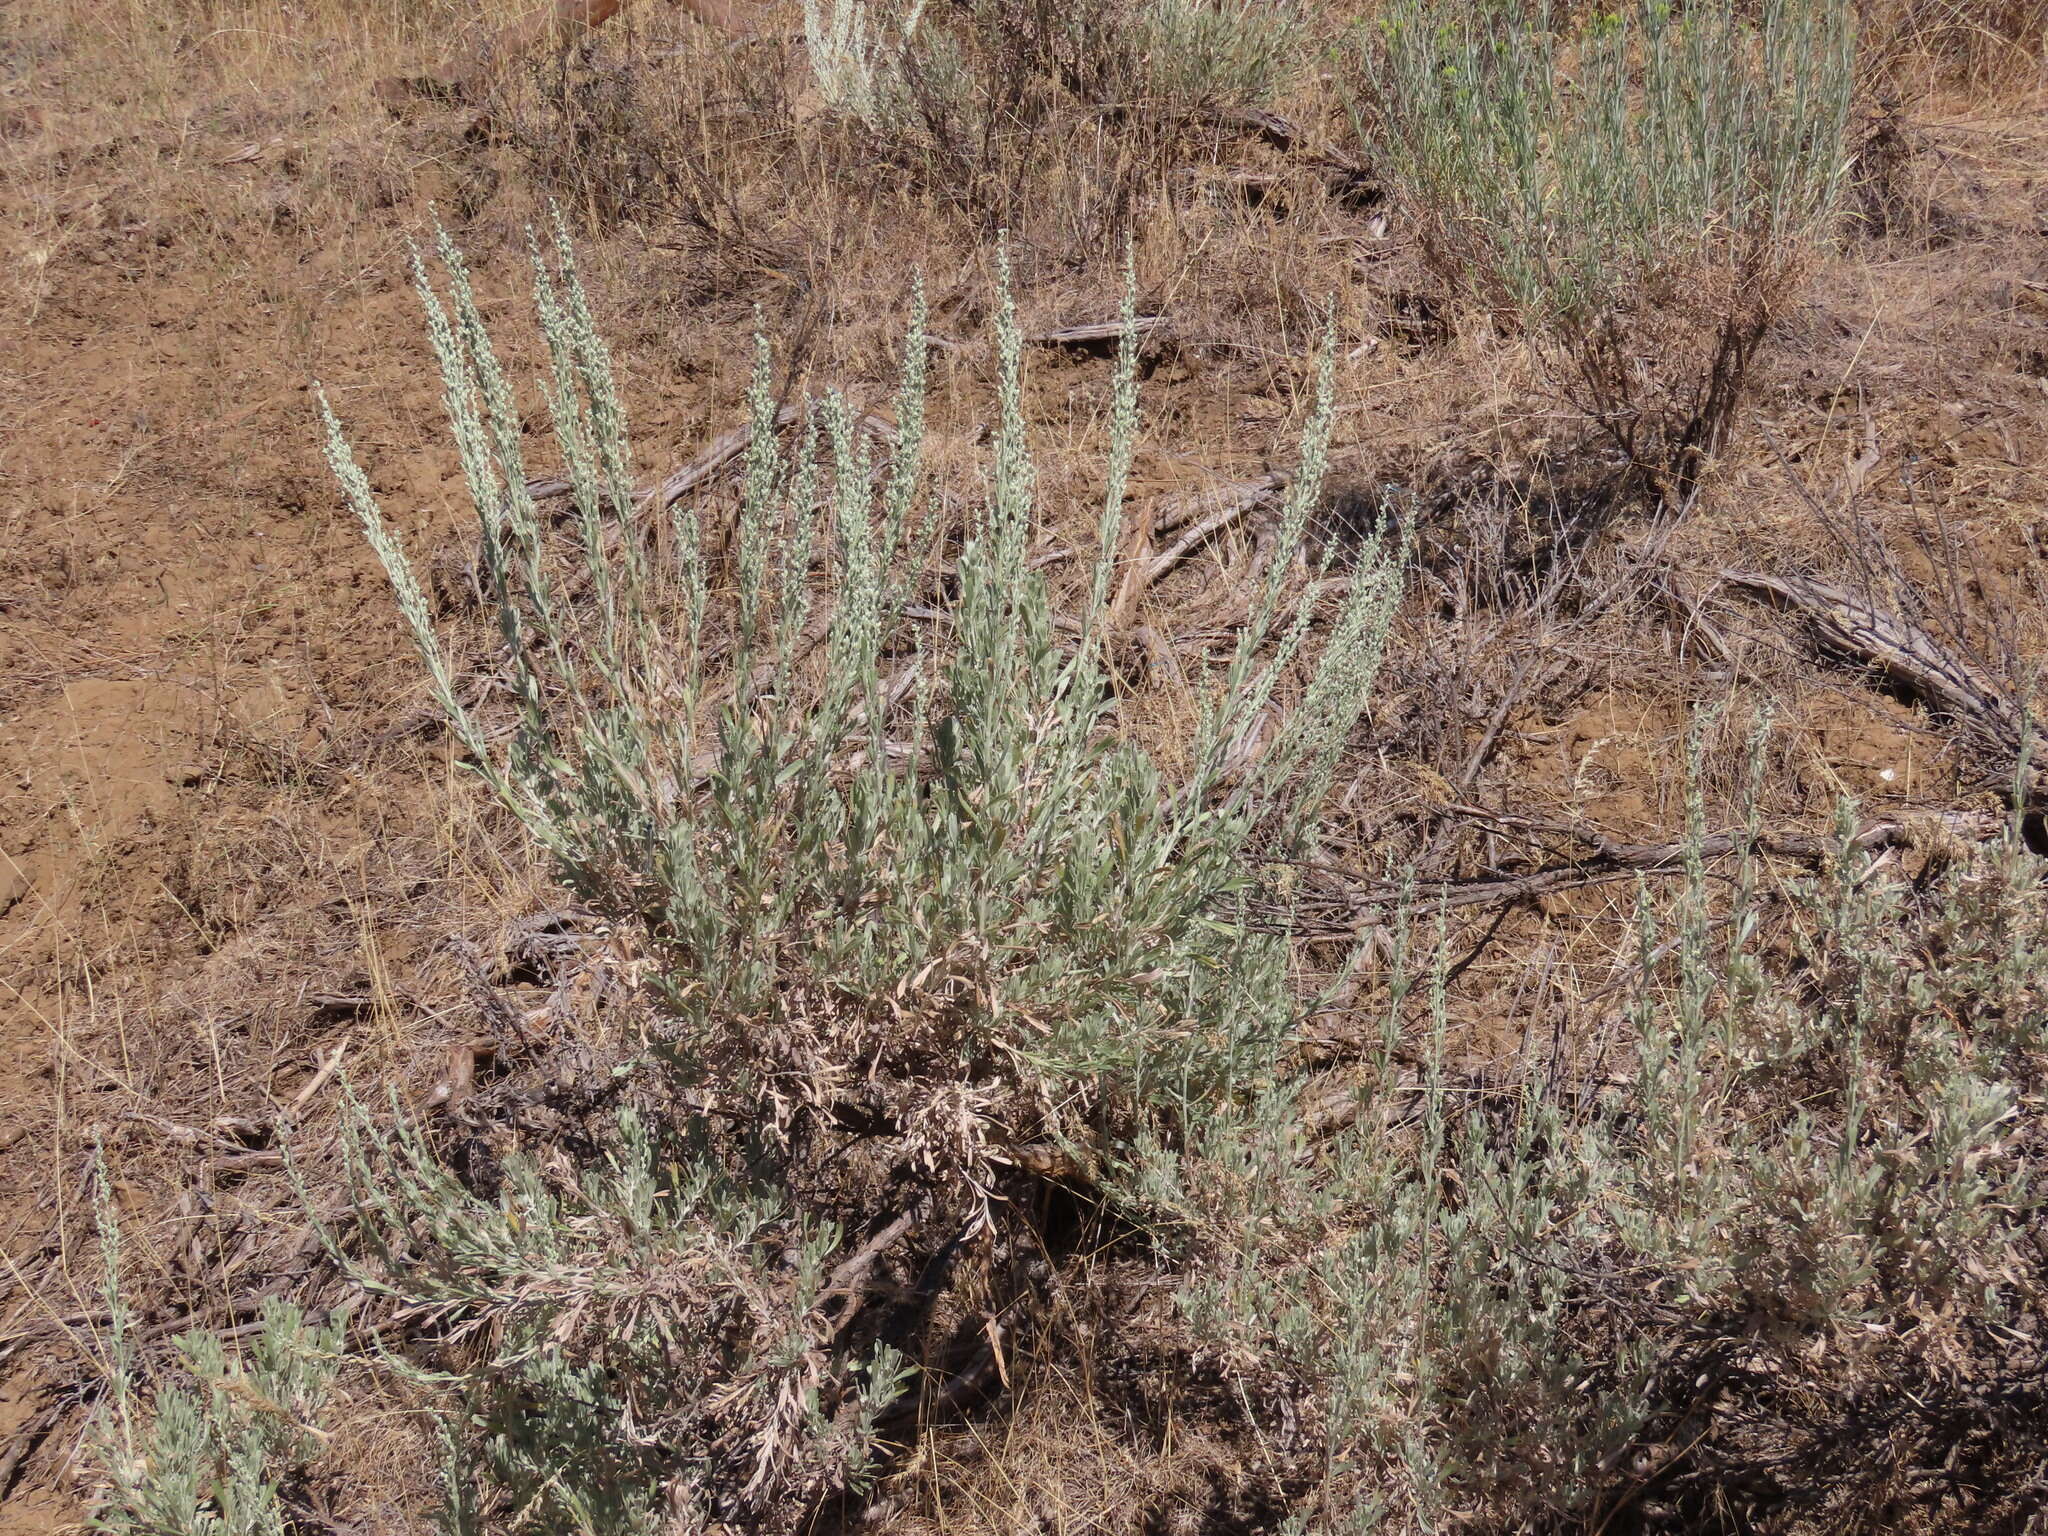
[
  {"x1": 1225, "y1": 108, "x2": 1302, "y2": 150},
  {"x1": 1721, "y1": 569, "x2": 2026, "y2": 760},
  {"x1": 289, "y1": 1036, "x2": 351, "y2": 1112},
  {"x1": 1281, "y1": 806, "x2": 2011, "y2": 928},
  {"x1": 1150, "y1": 470, "x2": 1290, "y2": 542},
  {"x1": 1029, "y1": 316, "x2": 1167, "y2": 349},
  {"x1": 1143, "y1": 476, "x2": 1286, "y2": 586},
  {"x1": 523, "y1": 400, "x2": 895, "y2": 519},
  {"x1": 1110, "y1": 472, "x2": 1291, "y2": 624}
]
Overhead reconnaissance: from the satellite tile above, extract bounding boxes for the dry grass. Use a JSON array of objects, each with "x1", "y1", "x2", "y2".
[
  {"x1": 1863, "y1": 0, "x2": 2048, "y2": 94},
  {"x1": 4, "y1": 0, "x2": 2048, "y2": 1531}
]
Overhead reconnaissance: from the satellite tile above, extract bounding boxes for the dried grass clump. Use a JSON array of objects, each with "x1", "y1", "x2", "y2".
[
  {"x1": 1862, "y1": 0, "x2": 2048, "y2": 92},
  {"x1": 879, "y1": 0, "x2": 1304, "y2": 228}
]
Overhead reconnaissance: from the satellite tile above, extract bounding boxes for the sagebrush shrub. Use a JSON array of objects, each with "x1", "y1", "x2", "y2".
[
  {"x1": 1361, "y1": 0, "x2": 1856, "y2": 496},
  {"x1": 325, "y1": 223, "x2": 1399, "y2": 1183},
  {"x1": 802, "y1": 0, "x2": 929, "y2": 130},
  {"x1": 90, "y1": 1161, "x2": 349, "y2": 1536},
  {"x1": 87, "y1": 220, "x2": 2048, "y2": 1533},
  {"x1": 307, "y1": 221, "x2": 1400, "y2": 1526},
  {"x1": 1137, "y1": 749, "x2": 2048, "y2": 1526},
  {"x1": 338, "y1": 1103, "x2": 915, "y2": 1529}
]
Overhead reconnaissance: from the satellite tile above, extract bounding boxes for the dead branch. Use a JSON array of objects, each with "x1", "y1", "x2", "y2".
[
  {"x1": 1281, "y1": 805, "x2": 2011, "y2": 929},
  {"x1": 1150, "y1": 470, "x2": 1290, "y2": 542},
  {"x1": 1143, "y1": 481, "x2": 1281, "y2": 587},
  {"x1": 1721, "y1": 569, "x2": 2026, "y2": 759},
  {"x1": 648, "y1": 403, "x2": 802, "y2": 512},
  {"x1": 1028, "y1": 317, "x2": 1167, "y2": 348},
  {"x1": 523, "y1": 400, "x2": 896, "y2": 520},
  {"x1": 1108, "y1": 472, "x2": 1291, "y2": 624}
]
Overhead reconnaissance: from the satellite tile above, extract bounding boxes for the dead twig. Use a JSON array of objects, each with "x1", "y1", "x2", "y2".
[
  {"x1": 1150, "y1": 470, "x2": 1289, "y2": 543},
  {"x1": 1143, "y1": 482, "x2": 1280, "y2": 587},
  {"x1": 1111, "y1": 472, "x2": 1291, "y2": 624},
  {"x1": 817, "y1": 1210, "x2": 920, "y2": 1334},
  {"x1": 288, "y1": 1036, "x2": 351, "y2": 1113}
]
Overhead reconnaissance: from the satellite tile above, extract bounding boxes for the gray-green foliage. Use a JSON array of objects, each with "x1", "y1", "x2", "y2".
[
  {"x1": 309, "y1": 224, "x2": 1400, "y2": 1525},
  {"x1": 1366, "y1": 0, "x2": 1855, "y2": 324},
  {"x1": 1124, "y1": 0, "x2": 1303, "y2": 113},
  {"x1": 91, "y1": 1165, "x2": 347, "y2": 1536},
  {"x1": 802, "y1": 0, "x2": 930, "y2": 130},
  {"x1": 338, "y1": 1103, "x2": 913, "y2": 1532},
  {"x1": 1140, "y1": 758, "x2": 2047, "y2": 1525},
  {"x1": 91, "y1": 210, "x2": 2048, "y2": 1527},
  {"x1": 1362, "y1": 0, "x2": 1855, "y2": 484},
  {"x1": 326, "y1": 224, "x2": 1399, "y2": 1182}
]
